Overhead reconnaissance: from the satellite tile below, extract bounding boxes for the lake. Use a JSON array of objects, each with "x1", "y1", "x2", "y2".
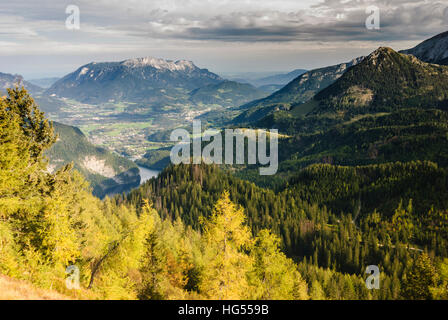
[{"x1": 138, "y1": 166, "x2": 160, "y2": 185}]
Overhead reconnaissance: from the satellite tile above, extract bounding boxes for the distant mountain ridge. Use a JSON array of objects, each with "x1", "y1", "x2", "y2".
[
  {"x1": 400, "y1": 31, "x2": 448, "y2": 65},
  {"x1": 233, "y1": 44, "x2": 448, "y2": 195},
  {"x1": 46, "y1": 56, "x2": 223, "y2": 104},
  {"x1": 233, "y1": 57, "x2": 364, "y2": 124},
  {"x1": 307, "y1": 47, "x2": 448, "y2": 116},
  {"x1": 251, "y1": 69, "x2": 308, "y2": 87},
  {"x1": 233, "y1": 31, "x2": 448, "y2": 126},
  {"x1": 0, "y1": 72, "x2": 43, "y2": 95},
  {"x1": 256, "y1": 46, "x2": 448, "y2": 135},
  {"x1": 27, "y1": 77, "x2": 60, "y2": 89}
]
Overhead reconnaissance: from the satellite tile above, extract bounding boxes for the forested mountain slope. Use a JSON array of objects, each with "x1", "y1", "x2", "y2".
[
  {"x1": 47, "y1": 122, "x2": 140, "y2": 198},
  {"x1": 189, "y1": 80, "x2": 269, "y2": 107},
  {"x1": 1, "y1": 88, "x2": 317, "y2": 300},
  {"x1": 118, "y1": 161, "x2": 448, "y2": 299},
  {"x1": 233, "y1": 57, "x2": 364, "y2": 124},
  {"x1": 242, "y1": 48, "x2": 448, "y2": 185},
  {"x1": 306, "y1": 47, "x2": 448, "y2": 116},
  {"x1": 233, "y1": 31, "x2": 448, "y2": 126}
]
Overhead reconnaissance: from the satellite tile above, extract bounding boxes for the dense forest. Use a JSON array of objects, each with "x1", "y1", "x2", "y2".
[
  {"x1": 1, "y1": 87, "x2": 448, "y2": 300},
  {"x1": 0, "y1": 88, "x2": 309, "y2": 299},
  {"x1": 118, "y1": 161, "x2": 448, "y2": 299}
]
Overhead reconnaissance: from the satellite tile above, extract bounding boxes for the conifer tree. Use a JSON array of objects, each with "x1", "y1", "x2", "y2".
[
  {"x1": 200, "y1": 191, "x2": 252, "y2": 299},
  {"x1": 402, "y1": 253, "x2": 438, "y2": 300},
  {"x1": 249, "y1": 229, "x2": 308, "y2": 300}
]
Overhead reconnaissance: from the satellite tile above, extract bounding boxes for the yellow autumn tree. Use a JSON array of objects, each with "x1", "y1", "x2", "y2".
[
  {"x1": 249, "y1": 230, "x2": 309, "y2": 300},
  {"x1": 200, "y1": 191, "x2": 253, "y2": 300}
]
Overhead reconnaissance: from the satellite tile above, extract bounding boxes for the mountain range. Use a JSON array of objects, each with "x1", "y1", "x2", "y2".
[
  {"x1": 233, "y1": 57, "x2": 364, "y2": 124},
  {"x1": 133, "y1": 30, "x2": 448, "y2": 176},
  {"x1": 0, "y1": 72, "x2": 43, "y2": 95},
  {"x1": 401, "y1": 31, "x2": 448, "y2": 65},
  {"x1": 304, "y1": 47, "x2": 448, "y2": 116},
  {"x1": 28, "y1": 77, "x2": 60, "y2": 89},
  {"x1": 4, "y1": 31, "x2": 448, "y2": 197},
  {"x1": 238, "y1": 44, "x2": 448, "y2": 189},
  {"x1": 234, "y1": 31, "x2": 448, "y2": 126},
  {"x1": 250, "y1": 69, "x2": 308, "y2": 87},
  {"x1": 46, "y1": 57, "x2": 223, "y2": 104},
  {"x1": 43, "y1": 56, "x2": 273, "y2": 110}
]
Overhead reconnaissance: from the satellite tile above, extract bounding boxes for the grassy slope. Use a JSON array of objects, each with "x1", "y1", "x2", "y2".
[{"x1": 0, "y1": 275, "x2": 72, "y2": 300}]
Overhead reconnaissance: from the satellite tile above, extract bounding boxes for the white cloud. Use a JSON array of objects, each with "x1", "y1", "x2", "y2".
[{"x1": 0, "y1": 0, "x2": 447, "y2": 77}]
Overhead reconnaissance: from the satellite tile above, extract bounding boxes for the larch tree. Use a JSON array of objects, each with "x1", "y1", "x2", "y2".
[
  {"x1": 249, "y1": 229, "x2": 309, "y2": 300},
  {"x1": 200, "y1": 191, "x2": 253, "y2": 300}
]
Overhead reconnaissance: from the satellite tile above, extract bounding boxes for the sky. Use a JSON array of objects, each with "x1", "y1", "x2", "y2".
[{"x1": 1, "y1": 0, "x2": 448, "y2": 79}]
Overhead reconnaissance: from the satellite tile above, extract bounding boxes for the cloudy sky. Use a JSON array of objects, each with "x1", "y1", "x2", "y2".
[{"x1": 1, "y1": 0, "x2": 447, "y2": 78}]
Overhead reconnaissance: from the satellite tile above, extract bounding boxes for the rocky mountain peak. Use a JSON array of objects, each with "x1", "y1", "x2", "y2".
[{"x1": 121, "y1": 56, "x2": 196, "y2": 71}]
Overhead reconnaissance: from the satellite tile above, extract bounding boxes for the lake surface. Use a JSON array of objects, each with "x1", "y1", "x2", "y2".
[{"x1": 138, "y1": 166, "x2": 160, "y2": 185}]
